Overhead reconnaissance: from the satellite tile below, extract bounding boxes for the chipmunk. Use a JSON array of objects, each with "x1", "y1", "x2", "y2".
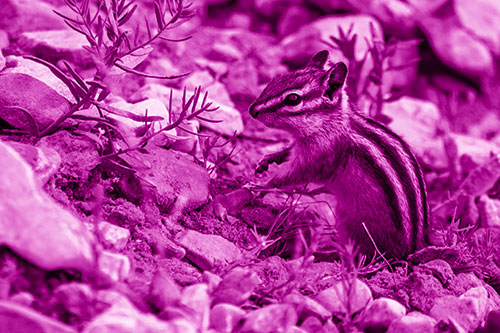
[{"x1": 249, "y1": 50, "x2": 428, "y2": 259}]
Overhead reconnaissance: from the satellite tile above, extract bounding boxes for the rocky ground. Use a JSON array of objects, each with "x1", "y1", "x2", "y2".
[{"x1": 1, "y1": 0, "x2": 500, "y2": 332}]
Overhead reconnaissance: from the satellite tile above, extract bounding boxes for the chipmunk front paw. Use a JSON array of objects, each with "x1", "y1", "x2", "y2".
[{"x1": 255, "y1": 149, "x2": 291, "y2": 175}]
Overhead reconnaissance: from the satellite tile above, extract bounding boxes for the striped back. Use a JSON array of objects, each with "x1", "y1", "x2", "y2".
[{"x1": 348, "y1": 111, "x2": 428, "y2": 253}]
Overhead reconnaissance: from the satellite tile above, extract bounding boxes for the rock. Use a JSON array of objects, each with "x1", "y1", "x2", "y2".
[
  {"x1": 315, "y1": 279, "x2": 373, "y2": 315},
  {"x1": 8, "y1": 141, "x2": 61, "y2": 184},
  {"x1": 0, "y1": 140, "x2": 95, "y2": 272},
  {"x1": 18, "y1": 30, "x2": 92, "y2": 65},
  {"x1": 416, "y1": 260, "x2": 455, "y2": 286},
  {"x1": 253, "y1": 0, "x2": 299, "y2": 19},
  {"x1": 210, "y1": 303, "x2": 246, "y2": 333},
  {"x1": 0, "y1": 51, "x2": 5, "y2": 72},
  {"x1": 121, "y1": 147, "x2": 210, "y2": 220},
  {"x1": 430, "y1": 286, "x2": 489, "y2": 332},
  {"x1": 180, "y1": 284, "x2": 210, "y2": 330},
  {"x1": 0, "y1": 72, "x2": 71, "y2": 130},
  {"x1": 478, "y1": 195, "x2": 500, "y2": 227},
  {"x1": 359, "y1": 298, "x2": 406, "y2": 331},
  {"x1": 83, "y1": 292, "x2": 188, "y2": 333},
  {"x1": 277, "y1": 4, "x2": 318, "y2": 36},
  {"x1": 383, "y1": 97, "x2": 443, "y2": 168},
  {"x1": 97, "y1": 251, "x2": 131, "y2": 285},
  {"x1": 38, "y1": 130, "x2": 100, "y2": 182},
  {"x1": 455, "y1": 0, "x2": 500, "y2": 55},
  {"x1": 347, "y1": 0, "x2": 417, "y2": 35},
  {"x1": 53, "y1": 282, "x2": 95, "y2": 319},
  {"x1": 0, "y1": 30, "x2": 8, "y2": 50},
  {"x1": 284, "y1": 292, "x2": 331, "y2": 321},
  {"x1": 387, "y1": 311, "x2": 437, "y2": 333},
  {"x1": 418, "y1": 16, "x2": 494, "y2": 77},
  {"x1": 0, "y1": 300, "x2": 76, "y2": 333},
  {"x1": 406, "y1": 0, "x2": 448, "y2": 14},
  {"x1": 148, "y1": 268, "x2": 182, "y2": 310},
  {"x1": 9, "y1": 292, "x2": 34, "y2": 307},
  {"x1": 406, "y1": 269, "x2": 449, "y2": 313},
  {"x1": 241, "y1": 304, "x2": 297, "y2": 333},
  {"x1": 281, "y1": 15, "x2": 384, "y2": 66},
  {"x1": 176, "y1": 230, "x2": 242, "y2": 270},
  {"x1": 212, "y1": 268, "x2": 261, "y2": 305},
  {"x1": 0, "y1": 0, "x2": 66, "y2": 34},
  {"x1": 97, "y1": 221, "x2": 130, "y2": 251}
]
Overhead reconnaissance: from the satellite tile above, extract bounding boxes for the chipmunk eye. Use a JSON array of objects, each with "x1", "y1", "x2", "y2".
[{"x1": 283, "y1": 93, "x2": 302, "y2": 106}]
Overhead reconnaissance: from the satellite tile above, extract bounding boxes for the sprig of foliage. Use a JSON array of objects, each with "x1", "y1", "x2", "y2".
[
  {"x1": 325, "y1": 23, "x2": 420, "y2": 121},
  {"x1": 54, "y1": 0, "x2": 193, "y2": 79}
]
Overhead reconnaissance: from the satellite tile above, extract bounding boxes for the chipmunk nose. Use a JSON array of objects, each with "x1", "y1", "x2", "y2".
[{"x1": 249, "y1": 103, "x2": 259, "y2": 118}]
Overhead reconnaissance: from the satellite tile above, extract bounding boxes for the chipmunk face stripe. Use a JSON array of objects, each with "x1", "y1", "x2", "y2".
[
  {"x1": 351, "y1": 116, "x2": 420, "y2": 249},
  {"x1": 362, "y1": 116, "x2": 428, "y2": 244}
]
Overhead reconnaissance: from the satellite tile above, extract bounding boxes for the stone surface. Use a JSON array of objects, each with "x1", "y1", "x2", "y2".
[
  {"x1": 5, "y1": 55, "x2": 76, "y2": 102},
  {"x1": 387, "y1": 311, "x2": 437, "y2": 333},
  {"x1": 0, "y1": 72, "x2": 71, "y2": 130},
  {"x1": 97, "y1": 221, "x2": 130, "y2": 251},
  {"x1": 241, "y1": 304, "x2": 297, "y2": 333},
  {"x1": 0, "y1": 300, "x2": 76, "y2": 333},
  {"x1": 0, "y1": 0, "x2": 66, "y2": 33},
  {"x1": 83, "y1": 292, "x2": 190, "y2": 333},
  {"x1": 97, "y1": 251, "x2": 131, "y2": 285},
  {"x1": 148, "y1": 268, "x2": 182, "y2": 310},
  {"x1": 455, "y1": 0, "x2": 500, "y2": 55},
  {"x1": 121, "y1": 146, "x2": 210, "y2": 221},
  {"x1": 212, "y1": 267, "x2": 261, "y2": 305},
  {"x1": 18, "y1": 30, "x2": 92, "y2": 65},
  {"x1": 53, "y1": 282, "x2": 95, "y2": 319},
  {"x1": 418, "y1": 16, "x2": 494, "y2": 77},
  {"x1": 478, "y1": 195, "x2": 500, "y2": 228},
  {"x1": 284, "y1": 292, "x2": 331, "y2": 321},
  {"x1": 315, "y1": 279, "x2": 373, "y2": 315},
  {"x1": 8, "y1": 141, "x2": 61, "y2": 184},
  {"x1": 359, "y1": 298, "x2": 406, "y2": 330},
  {"x1": 281, "y1": 15, "x2": 384, "y2": 66},
  {"x1": 180, "y1": 283, "x2": 211, "y2": 331},
  {"x1": 210, "y1": 303, "x2": 246, "y2": 333},
  {"x1": 175, "y1": 230, "x2": 242, "y2": 270},
  {"x1": 429, "y1": 286, "x2": 489, "y2": 332},
  {"x1": 0, "y1": 140, "x2": 95, "y2": 272}
]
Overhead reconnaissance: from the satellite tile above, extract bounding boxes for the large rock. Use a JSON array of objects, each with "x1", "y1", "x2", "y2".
[
  {"x1": 0, "y1": 301, "x2": 76, "y2": 333},
  {"x1": 18, "y1": 30, "x2": 92, "y2": 65},
  {"x1": 455, "y1": 0, "x2": 500, "y2": 55},
  {"x1": 121, "y1": 146, "x2": 210, "y2": 220},
  {"x1": 0, "y1": 72, "x2": 71, "y2": 131},
  {"x1": 418, "y1": 16, "x2": 494, "y2": 77},
  {"x1": 175, "y1": 230, "x2": 242, "y2": 270},
  {"x1": 0, "y1": 0, "x2": 66, "y2": 34},
  {"x1": 0, "y1": 140, "x2": 95, "y2": 272}
]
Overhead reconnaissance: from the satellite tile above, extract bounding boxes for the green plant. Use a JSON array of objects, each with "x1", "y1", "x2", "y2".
[
  {"x1": 325, "y1": 23, "x2": 420, "y2": 122},
  {"x1": 5, "y1": 0, "x2": 219, "y2": 161}
]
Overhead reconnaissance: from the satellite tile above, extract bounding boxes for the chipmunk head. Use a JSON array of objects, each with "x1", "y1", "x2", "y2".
[{"x1": 249, "y1": 50, "x2": 348, "y2": 137}]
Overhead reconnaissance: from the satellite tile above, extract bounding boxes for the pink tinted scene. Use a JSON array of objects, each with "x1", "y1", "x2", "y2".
[{"x1": 0, "y1": 0, "x2": 499, "y2": 331}]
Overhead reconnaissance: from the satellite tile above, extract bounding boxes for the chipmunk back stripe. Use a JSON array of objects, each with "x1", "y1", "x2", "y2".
[
  {"x1": 354, "y1": 143, "x2": 404, "y2": 232},
  {"x1": 351, "y1": 117, "x2": 420, "y2": 249},
  {"x1": 362, "y1": 116, "x2": 428, "y2": 244}
]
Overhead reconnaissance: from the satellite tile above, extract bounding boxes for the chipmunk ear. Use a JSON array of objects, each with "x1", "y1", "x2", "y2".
[
  {"x1": 308, "y1": 50, "x2": 329, "y2": 69},
  {"x1": 324, "y1": 62, "x2": 347, "y2": 100}
]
